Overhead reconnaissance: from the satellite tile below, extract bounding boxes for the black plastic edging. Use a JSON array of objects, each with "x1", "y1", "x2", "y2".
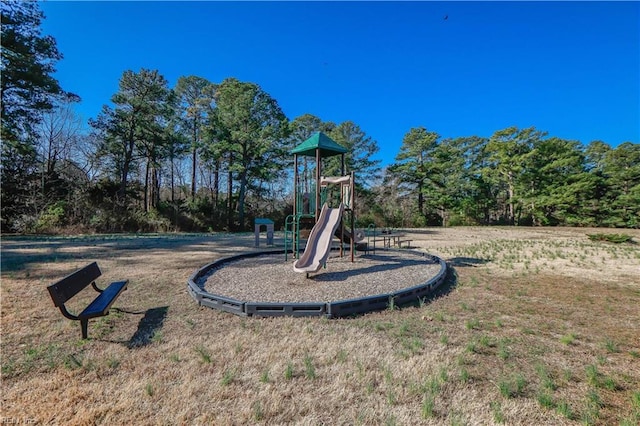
[
  {"x1": 187, "y1": 248, "x2": 447, "y2": 319},
  {"x1": 245, "y1": 301, "x2": 327, "y2": 317},
  {"x1": 326, "y1": 293, "x2": 391, "y2": 318}
]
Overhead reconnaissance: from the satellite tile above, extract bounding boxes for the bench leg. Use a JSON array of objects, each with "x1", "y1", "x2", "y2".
[{"x1": 81, "y1": 319, "x2": 89, "y2": 339}]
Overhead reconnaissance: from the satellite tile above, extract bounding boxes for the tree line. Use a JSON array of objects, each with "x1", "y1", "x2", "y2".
[
  {"x1": 382, "y1": 128, "x2": 638, "y2": 228},
  {"x1": 1, "y1": 2, "x2": 638, "y2": 233}
]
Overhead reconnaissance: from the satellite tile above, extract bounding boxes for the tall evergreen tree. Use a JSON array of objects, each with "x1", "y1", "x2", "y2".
[
  {"x1": 1, "y1": 1, "x2": 74, "y2": 231},
  {"x1": 453, "y1": 136, "x2": 491, "y2": 224},
  {"x1": 584, "y1": 140, "x2": 613, "y2": 224},
  {"x1": 600, "y1": 142, "x2": 640, "y2": 227},
  {"x1": 175, "y1": 76, "x2": 215, "y2": 201},
  {"x1": 521, "y1": 137, "x2": 591, "y2": 225},
  {"x1": 1, "y1": 1, "x2": 67, "y2": 143},
  {"x1": 213, "y1": 78, "x2": 289, "y2": 229},
  {"x1": 424, "y1": 137, "x2": 477, "y2": 226},
  {"x1": 483, "y1": 126, "x2": 546, "y2": 224},
  {"x1": 289, "y1": 114, "x2": 335, "y2": 144},
  {"x1": 388, "y1": 127, "x2": 440, "y2": 222},
  {"x1": 327, "y1": 121, "x2": 381, "y2": 184},
  {"x1": 89, "y1": 69, "x2": 174, "y2": 205}
]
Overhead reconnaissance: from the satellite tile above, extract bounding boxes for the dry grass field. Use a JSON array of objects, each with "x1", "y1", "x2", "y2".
[{"x1": 2, "y1": 227, "x2": 639, "y2": 425}]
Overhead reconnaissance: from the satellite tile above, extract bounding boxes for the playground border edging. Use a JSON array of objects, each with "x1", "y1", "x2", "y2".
[{"x1": 187, "y1": 249, "x2": 447, "y2": 318}]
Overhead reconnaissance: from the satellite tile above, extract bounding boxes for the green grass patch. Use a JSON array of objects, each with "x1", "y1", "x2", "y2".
[
  {"x1": 421, "y1": 393, "x2": 435, "y2": 419},
  {"x1": 465, "y1": 318, "x2": 480, "y2": 330},
  {"x1": 587, "y1": 233, "x2": 634, "y2": 244},
  {"x1": 106, "y1": 356, "x2": 121, "y2": 369},
  {"x1": 585, "y1": 364, "x2": 599, "y2": 387},
  {"x1": 537, "y1": 391, "x2": 555, "y2": 409},
  {"x1": 284, "y1": 361, "x2": 294, "y2": 380},
  {"x1": 252, "y1": 401, "x2": 264, "y2": 421},
  {"x1": 535, "y1": 363, "x2": 556, "y2": 391},
  {"x1": 459, "y1": 368, "x2": 470, "y2": 383},
  {"x1": 221, "y1": 368, "x2": 236, "y2": 386},
  {"x1": 498, "y1": 339, "x2": 510, "y2": 360},
  {"x1": 260, "y1": 369, "x2": 270, "y2": 383},
  {"x1": 621, "y1": 418, "x2": 640, "y2": 426},
  {"x1": 439, "y1": 334, "x2": 449, "y2": 345},
  {"x1": 386, "y1": 388, "x2": 397, "y2": 406},
  {"x1": 560, "y1": 332, "x2": 577, "y2": 345},
  {"x1": 491, "y1": 401, "x2": 505, "y2": 423},
  {"x1": 555, "y1": 399, "x2": 573, "y2": 420},
  {"x1": 498, "y1": 373, "x2": 527, "y2": 398},
  {"x1": 602, "y1": 338, "x2": 619, "y2": 353},
  {"x1": 304, "y1": 354, "x2": 316, "y2": 380},
  {"x1": 64, "y1": 353, "x2": 83, "y2": 370},
  {"x1": 602, "y1": 376, "x2": 617, "y2": 391},
  {"x1": 621, "y1": 392, "x2": 640, "y2": 426},
  {"x1": 581, "y1": 389, "x2": 603, "y2": 425},
  {"x1": 632, "y1": 391, "x2": 640, "y2": 410},
  {"x1": 478, "y1": 334, "x2": 493, "y2": 348},
  {"x1": 195, "y1": 345, "x2": 212, "y2": 364}
]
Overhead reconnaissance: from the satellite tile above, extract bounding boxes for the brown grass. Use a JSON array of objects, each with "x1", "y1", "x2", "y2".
[{"x1": 2, "y1": 227, "x2": 639, "y2": 425}]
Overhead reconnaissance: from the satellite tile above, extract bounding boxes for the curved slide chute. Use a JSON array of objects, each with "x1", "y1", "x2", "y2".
[{"x1": 293, "y1": 203, "x2": 344, "y2": 274}]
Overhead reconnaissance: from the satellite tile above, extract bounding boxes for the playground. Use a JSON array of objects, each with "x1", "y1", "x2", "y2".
[
  {"x1": 197, "y1": 251, "x2": 442, "y2": 304},
  {"x1": 187, "y1": 132, "x2": 448, "y2": 319}
]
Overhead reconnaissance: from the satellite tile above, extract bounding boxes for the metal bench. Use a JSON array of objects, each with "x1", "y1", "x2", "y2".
[
  {"x1": 47, "y1": 262, "x2": 128, "y2": 339},
  {"x1": 397, "y1": 239, "x2": 413, "y2": 248}
]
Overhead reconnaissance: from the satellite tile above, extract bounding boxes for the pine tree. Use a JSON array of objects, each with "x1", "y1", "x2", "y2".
[{"x1": 1, "y1": 1, "x2": 74, "y2": 231}]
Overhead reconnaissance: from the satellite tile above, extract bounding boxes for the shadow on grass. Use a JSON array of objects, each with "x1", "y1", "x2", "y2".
[
  {"x1": 398, "y1": 229, "x2": 438, "y2": 236},
  {"x1": 0, "y1": 233, "x2": 261, "y2": 275},
  {"x1": 125, "y1": 306, "x2": 169, "y2": 349},
  {"x1": 397, "y1": 263, "x2": 459, "y2": 310},
  {"x1": 448, "y1": 257, "x2": 490, "y2": 267}
]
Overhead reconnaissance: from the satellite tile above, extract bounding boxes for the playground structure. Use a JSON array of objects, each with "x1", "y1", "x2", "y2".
[
  {"x1": 187, "y1": 131, "x2": 448, "y2": 318},
  {"x1": 285, "y1": 132, "x2": 363, "y2": 269}
]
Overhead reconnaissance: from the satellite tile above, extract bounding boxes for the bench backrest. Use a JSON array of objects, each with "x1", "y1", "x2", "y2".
[{"x1": 47, "y1": 262, "x2": 102, "y2": 307}]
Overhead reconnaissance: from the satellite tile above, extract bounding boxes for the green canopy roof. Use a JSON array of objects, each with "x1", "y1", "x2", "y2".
[{"x1": 291, "y1": 132, "x2": 348, "y2": 157}]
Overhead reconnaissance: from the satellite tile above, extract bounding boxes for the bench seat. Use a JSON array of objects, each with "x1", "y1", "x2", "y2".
[{"x1": 80, "y1": 280, "x2": 128, "y2": 319}]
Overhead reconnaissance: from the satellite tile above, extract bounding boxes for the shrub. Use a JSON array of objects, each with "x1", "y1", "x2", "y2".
[{"x1": 34, "y1": 201, "x2": 67, "y2": 232}]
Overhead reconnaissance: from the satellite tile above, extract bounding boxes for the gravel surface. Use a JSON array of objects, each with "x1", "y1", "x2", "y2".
[{"x1": 198, "y1": 250, "x2": 443, "y2": 303}]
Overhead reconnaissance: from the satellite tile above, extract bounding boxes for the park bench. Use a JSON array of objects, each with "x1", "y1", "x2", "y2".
[
  {"x1": 47, "y1": 262, "x2": 128, "y2": 339},
  {"x1": 397, "y1": 238, "x2": 413, "y2": 248}
]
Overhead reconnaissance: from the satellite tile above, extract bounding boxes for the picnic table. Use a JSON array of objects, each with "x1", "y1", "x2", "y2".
[{"x1": 371, "y1": 232, "x2": 413, "y2": 250}]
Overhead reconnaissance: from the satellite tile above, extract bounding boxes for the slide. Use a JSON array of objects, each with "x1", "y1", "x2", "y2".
[{"x1": 293, "y1": 203, "x2": 344, "y2": 274}]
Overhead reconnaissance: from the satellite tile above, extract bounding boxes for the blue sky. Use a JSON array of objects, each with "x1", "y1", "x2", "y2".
[{"x1": 40, "y1": 1, "x2": 639, "y2": 166}]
